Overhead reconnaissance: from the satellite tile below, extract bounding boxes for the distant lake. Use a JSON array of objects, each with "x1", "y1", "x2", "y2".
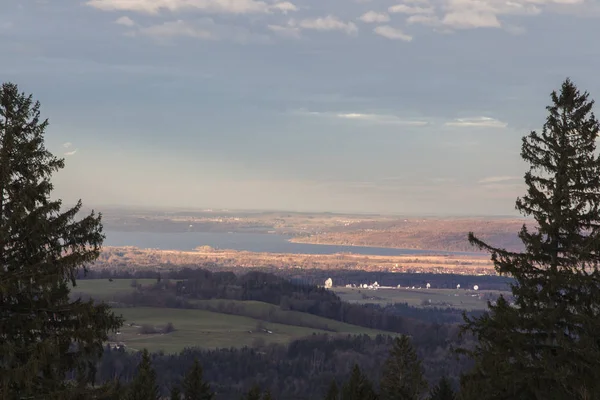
[{"x1": 103, "y1": 231, "x2": 481, "y2": 257}]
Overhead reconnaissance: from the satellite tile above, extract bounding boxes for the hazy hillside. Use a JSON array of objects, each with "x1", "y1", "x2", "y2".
[{"x1": 292, "y1": 218, "x2": 529, "y2": 253}]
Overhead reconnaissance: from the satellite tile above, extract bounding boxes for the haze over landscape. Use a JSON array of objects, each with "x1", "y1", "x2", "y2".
[{"x1": 3, "y1": 0, "x2": 600, "y2": 215}]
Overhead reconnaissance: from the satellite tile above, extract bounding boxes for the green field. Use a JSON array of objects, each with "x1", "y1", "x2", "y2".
[
  {"x1": 190, "y1": 299, "x2": 385, "y2": 334},
  {"x1": 71, "y1": 278, "x2": 158, "y2": 301},
  {"x1": 333, "y1": 287, "x2": 504, "y2": 310},
  {"x1": 71, "y1": 279, "x2": 391, "y2": 353},
  {"x1": 111, "y1": 306, "x2": 386, "y2": 353}
]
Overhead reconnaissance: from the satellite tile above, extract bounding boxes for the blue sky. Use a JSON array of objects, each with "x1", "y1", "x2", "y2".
[{"x1": 2, "y1": 0, "x2": 599, "y2": 215}]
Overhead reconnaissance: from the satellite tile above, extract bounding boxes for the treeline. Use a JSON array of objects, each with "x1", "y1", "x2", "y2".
[
  {"x1": 79, "y1": 266, "x2": 513, "y2": 291},
  {"x1": 99, "y1": 334, "x2": 467, "y2": 399},
  {"x1": 379, "y1": 303, "x2": 484, "y2": 325}
]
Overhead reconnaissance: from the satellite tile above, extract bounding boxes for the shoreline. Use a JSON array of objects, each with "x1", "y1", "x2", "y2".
[
  {"x1": 286, "y1": 237, "x2": 486, "y2": 257},
  {"x1": 96, "y1": 245, "x2": 496, "y2": 275}
]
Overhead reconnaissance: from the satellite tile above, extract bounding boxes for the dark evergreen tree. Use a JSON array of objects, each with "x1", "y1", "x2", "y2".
[
  {"x1": 379, "y1": 335, "x2": 427, "y2": 400},
  {"x1": 182, "y1": 359, "x2": 214, "y2": 400},
  {"x1": 171, "y1": 386, "x2": 182, "y2": 400},
  {"x1": 0, "y1": 82, "x2": 122, "y2": 399},
  {"x1": 244, "y1": 385, "x2": 263, "y2": 400},
  {"x1": 324, "y1": 379, "x2": 340, "y2": 400},
  {"x1": 460, "y1": 78, "x2": 600, "y2": 399},
  {"x1": 127, "y1": 350, "x2": 160, "y2": 400},
  {"x1": 341, "y1": 364, "x2": 378, "y2": 400},
  {"x1": 262, "y1": 389, "x2": 273, "y2": 400},
  {"x1": 427, "y1": 377, "x2": 455, "y2": 400}
]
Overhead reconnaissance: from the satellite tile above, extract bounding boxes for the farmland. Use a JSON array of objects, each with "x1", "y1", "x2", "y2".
[
  {"x1": 72, "y1": 279, "x2": 391, "y2": 353},
  {"x1": 110, "y1": 307, "x2": 386, "y2": 353},
  {"x1": 71, "y1": 278, "x2": 159, "y2": 301},
  {"x1": 332, "y1": 287, "x2": 504, "y2": 310}
]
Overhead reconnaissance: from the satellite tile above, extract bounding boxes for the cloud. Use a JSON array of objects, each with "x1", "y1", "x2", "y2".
[
  {"x1": 373, "y1": 25, "x2": 413, "y2": 41},
  {"x1": 136, "y1": 20, "x2": 215, "y2": 40},
  {"x1": 337, "y1": 113, "x2": 426, "y2": 124},
  {"x1": 445, "y1": 116, "x2": 507, "y2": 128},
  {"x1": 359, "y1": 11, "x2": 390, "y2": 23},
  {"x1": 267, "y1": 23, "x2": 301, "y2": 37},
  {"x1": 478, "y1": 176, "x2": 521, "y2": 184},
  {"x1": 292, "y1": 16, "x2": 358, "y2": 35},
  {"x1": 127, "y1": 18, "x2": 270, "y2": 43},
  {"x1": 64, "y1": 149, "x2": 78, "y2": 156},
  {"x1": 114, "y1": 16, "x2": 136, "y2": 27},
  {"x1": 63, "y1": 142, "x2": 72, "y2": 148},
  {"x1": 386, "y1": 0, "x2": 583, "y2": 32},
  {"x1": 442, "y1": 11, "x2": 501, "y2": 29},
  {"x1": 388, "y1": 4, "x2": 434, "y2": 14},
  {"x1": 86, "y1": 0, "x2": 297, "y2": 15},
  {"x1": 407, "y1": 14, "x2": 440, "y2": 25},
  {"x1": 270, "y1": 1, "x2": 297, "y2": 13},
  {"x1": 297, "y1": 110, "x2": 428, "y2": 125}
]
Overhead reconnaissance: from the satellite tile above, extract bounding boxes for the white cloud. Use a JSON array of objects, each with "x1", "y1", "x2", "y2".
[
  {"x1": 132, "y1": 18, "x2": 271, "y2": 43},
  {"x1": 270, "y1": 1, "x2": 297, "y2": 13},
  {"x1": 337, "y1": 113, "x2": 426, "y2": 125},
  {"x1": 293, "y1": 16, "x2": 358, "y2": 35},
  {"x1": 478, "y1": 176, "x2": 521, "y2": 184},
  {"x1": 114, "y1": 16, "x2": 136, "y2": 27},
  {"x1": 389, "y1": 4, "x2": 434, "y2": 14},
  {"x1": 385, "y1": 0, "x2": 584, "y2": 32},
  {"x1": 267, "y1": 23, "x2": 301, "y2": 37},
  {"x1": 63, "y1": 142, "x2": 72, "y2": 148},
  {"x1": 137, "y1": 20, "x2": 215, "y2": 40},
  {"x1": 445, "y1": 116, "x2": 507, "y2": 128},
  {"x1": 86, "y1": 0, "x2": 297, "y2": 15},
  {"x1": 359, "y1": 11, "x2": 390, "y2": 23},
  {"x1": 442, "y1": 11, "x2": 501, "y2": 28},
  {"x1": 64, "y1": 149, "x2": 78, "y2": 156},
  {"x1": 373, "y1": 25, "x2": 413, "y2": 41},
  {"x1": 407, "y1": 14, "x2": 440, "y2": 25},
  {"x1": 297, "y1": 110, "x2": 428, "y2": 125}
]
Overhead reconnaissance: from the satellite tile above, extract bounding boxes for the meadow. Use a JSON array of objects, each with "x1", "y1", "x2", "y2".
[
  {"x1": 73, "y1": 279, "x2": 390, "y2": 353},
  {"x1": 110, "y1": 307, "x2": 386, "y2": 353},
  {"x1": 71, "y1": 278, "x2": 159, "y2": 301},
  {"x1": 332, "y1": 287, "x2": 503, "y2": 310}
]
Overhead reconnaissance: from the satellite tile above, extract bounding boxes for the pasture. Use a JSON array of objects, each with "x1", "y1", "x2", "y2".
[
  {"x1": 110, "y1": 306, "x2": 385, "y2": 353},
  {"x1": 71, "y1": 278, "x2": 158, "y2": 301},
  {"x1": 71, "y1": 279, "x2": 390, "y2": 353},
  {"x1": 332, "y1": 287, "x2": 505, "y2": 310}
]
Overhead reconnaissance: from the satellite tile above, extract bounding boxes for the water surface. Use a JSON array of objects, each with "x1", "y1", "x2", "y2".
[{"x1": 104, "y1": 230, "x2": 481, "y2": 256}]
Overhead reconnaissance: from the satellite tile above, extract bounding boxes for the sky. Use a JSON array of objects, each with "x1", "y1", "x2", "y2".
[{"x1": 2, "y1": 0, "x2": 600, "y2": 216}]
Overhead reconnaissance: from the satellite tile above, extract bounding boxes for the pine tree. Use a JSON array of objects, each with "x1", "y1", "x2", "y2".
[
  {"x1": 262, "y1": 389, "x2": 273, "y2": 400},
  {"x1": 127, "y1": 349, "x2": 160, "y2": 400},
  {"x1": 460, "y1": 78, "x2": 600, "y2": 399},
  {"x1": 0, "y1": 82, "x2": 123, "y2": 399},
  {"x1": 379, "y1": 335, "x2": 427, "y2": 400},
  {"x1": 341, "y1": 364, "x2": 378, "y2": 400},
  {"x1": 171, "y1": 386, "x2": 182, "y2": 400},
  {"x1": 244, "y1": 385, "x2": 263, "y2": 400},
  {"x1": 324, "y1": 379, "x2": 339, "y2": 400},
  {"x1": 427, "y1": 377, "x2": 455, "y2": 400},
  {"x1": 182, "y1": 359, "x2": 214, "y2": 400}
]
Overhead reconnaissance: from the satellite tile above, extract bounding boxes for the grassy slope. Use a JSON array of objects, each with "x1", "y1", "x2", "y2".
[
  {"x1": 73, "y1": 279, "x2": 390, "y2": 353},
  {"x1": 71, "y1": 278, "x2": 159, "y2": 300},
  {"x1": 113, "y1": 307, "x2": 348, "y2": 353},
  {"x1": 191, "y1": 299, "x2": 384, "y2": 334}
]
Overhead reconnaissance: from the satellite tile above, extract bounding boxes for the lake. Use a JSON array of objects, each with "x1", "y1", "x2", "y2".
[{"x1": 103, "y1": 230, "x2": 481, "y2": 257}]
